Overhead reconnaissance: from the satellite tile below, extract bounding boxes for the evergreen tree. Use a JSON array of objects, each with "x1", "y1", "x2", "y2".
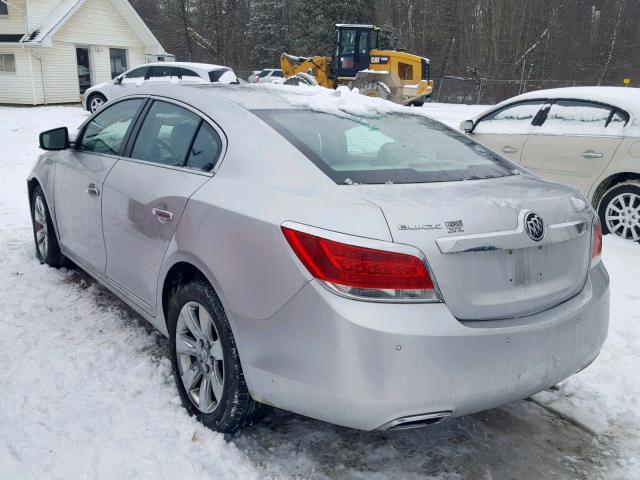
[
  {"x1": 296, "y1": 0, "x2": 377, "y2": 56},
  {"x1": 248, "y1": 0, "x2": 297, "y2": 68}
]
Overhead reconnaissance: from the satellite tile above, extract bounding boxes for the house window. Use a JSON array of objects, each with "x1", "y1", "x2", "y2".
[
  {"x1": 0, "y1": 2, "x2": 8, "y2": 15},
  {"x1": 0, "y1": 54, "x2": 16, "y2": 73},
  {"x1": 109, "y1": 48, "x2": 127, "y2": 79}
]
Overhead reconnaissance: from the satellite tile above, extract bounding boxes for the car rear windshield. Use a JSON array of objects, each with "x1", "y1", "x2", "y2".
[
  {"x1": 256, "y1": 109, "x2": 516, "y2": 185},
  {"x1": 209, "y1": 68, "x2": 236, "y2": 83}
]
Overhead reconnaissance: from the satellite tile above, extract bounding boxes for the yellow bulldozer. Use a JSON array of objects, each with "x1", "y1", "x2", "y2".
[{"x1": 280, "y1": 24, "x2": 434, "y2": 106}]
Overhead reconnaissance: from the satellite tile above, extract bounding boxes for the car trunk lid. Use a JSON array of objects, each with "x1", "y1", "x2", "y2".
[{"x1": 346, "y1": 174, "x2": 593, "y2": 320}]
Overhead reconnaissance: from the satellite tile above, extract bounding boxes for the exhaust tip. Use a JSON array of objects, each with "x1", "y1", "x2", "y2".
[{"x1": 379, "y1": 411, "x2": 452, "y2": 431}]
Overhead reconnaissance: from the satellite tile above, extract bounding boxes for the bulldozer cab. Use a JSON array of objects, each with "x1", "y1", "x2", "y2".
[{"x1": 331, "y1": 24, "x2": 379, "y2": 78}]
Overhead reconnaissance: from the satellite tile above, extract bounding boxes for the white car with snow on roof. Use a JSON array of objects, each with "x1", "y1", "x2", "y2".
[{"x1": 83, "y1": 62, "x2": 239, "y2": 113}]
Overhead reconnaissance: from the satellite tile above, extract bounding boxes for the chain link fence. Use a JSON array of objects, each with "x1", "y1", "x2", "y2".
[
  {"x1": 431, "y1": 76, "x2": 619, "y2": 105},
  {"x1": 234, "y1": 70, "x2": 624, "y2": 105}
]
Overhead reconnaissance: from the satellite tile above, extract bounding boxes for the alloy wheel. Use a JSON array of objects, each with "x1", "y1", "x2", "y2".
[
  {"x1": 605, "y1": 192, "x2": 640, "y2": 241},
  {"x1": 90, "y1": 96, "x2": 104, "y2": 112},
  {"x1": 175, "y1": 301, "x2": 225, "y2": 414},
  {"x1": 34, "y1": 195, "x2": 48, "y2": 259}
]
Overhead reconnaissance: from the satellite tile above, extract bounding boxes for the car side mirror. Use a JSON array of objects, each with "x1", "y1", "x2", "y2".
[
  {"x1": 115, "y1": 76, "x2": 123, "y2": 85},
  {"x1": 39, "y1": 127, "x2": 70, "y2": 151},
  {"x1": 461, "y1": 120, "x2": 474, "y2": 133}
]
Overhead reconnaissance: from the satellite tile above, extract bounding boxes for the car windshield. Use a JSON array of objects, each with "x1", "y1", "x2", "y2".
[{"x1": 256, "y1": 109, "x2": 516, "y2": 185}]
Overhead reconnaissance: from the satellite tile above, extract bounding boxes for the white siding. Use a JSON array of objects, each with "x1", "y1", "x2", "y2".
[
  {"x1": 28, "y1": 0, "x2": 65, "y2": 31},
  {"x1": 0, "y1": 47, "x2": 38, "y2": 104},
  {"x1": 55, "y1": 0, "x2": 145, "y2": 48},
  {"x1": 37, "y1": 42, "x2": 80, "y2": 103},
  {"x1": 0, "y1": 0, "x2": 27, "y2": 34},
  {"x1": 2, "y1": 0, "x2": 153, "y2": 104}
]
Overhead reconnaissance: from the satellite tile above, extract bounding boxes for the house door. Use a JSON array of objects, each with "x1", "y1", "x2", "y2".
[{"x1": 75, "y1": 47, "x2": 92, "y2": 94}]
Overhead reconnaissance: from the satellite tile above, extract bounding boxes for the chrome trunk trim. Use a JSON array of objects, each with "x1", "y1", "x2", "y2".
[{"x1": 436, "y1": 210, "x2": 588, "y2": 254}]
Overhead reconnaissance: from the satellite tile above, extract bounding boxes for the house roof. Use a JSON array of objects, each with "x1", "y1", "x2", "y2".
[
  {"x1": 20, "y1": 0, "x2": 82, "y2": 44},
  {"x1": 19, "y1": 0, "x2": 165, "y2": 53}
]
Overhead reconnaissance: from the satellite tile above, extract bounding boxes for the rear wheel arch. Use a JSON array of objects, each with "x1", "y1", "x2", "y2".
[
  {"x1": 162, "y1": 262, "x2": 209, "y2": 329},
  {"x1": 592, "y1": 172, "x2": 640, "y2": 211},
  {"x1": 161, "y1": 260, "x2": 232, "y2": 331}
]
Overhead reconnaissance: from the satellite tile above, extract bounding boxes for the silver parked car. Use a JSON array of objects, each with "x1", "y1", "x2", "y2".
[{"x1": 29, "y1": 84, "x2": 609, "y2": 433}]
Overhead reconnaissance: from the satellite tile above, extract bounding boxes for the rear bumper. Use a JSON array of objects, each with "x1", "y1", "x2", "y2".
[{"x1": 231, "y1": 262, "x2": 609, "y2": 431}]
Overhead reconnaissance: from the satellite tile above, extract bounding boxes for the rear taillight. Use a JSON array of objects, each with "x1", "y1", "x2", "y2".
[
  {"x1": 282, "y1": 226, "x2": 438, "y2": 302},
  {"x1": 591, "y1": 218, "x2": 603, "y2": 268}
]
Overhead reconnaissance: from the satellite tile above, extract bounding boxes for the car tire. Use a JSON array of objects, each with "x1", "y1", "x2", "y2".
[
  {"x1": 409, "y1": 100, "x2": 425, "y2": 107},
  {"x1": 598, "y1": 181, "x2": 640, "y2": 241},
  {"x1": 87, "y1": 93, "x2": 107, "y2": 113},
  {"x1": 31, "y1": 185, "x2": 65, "y2": 267},
  {"x1": 167, "y1": 279, "x2": 268, "y2": 433}
]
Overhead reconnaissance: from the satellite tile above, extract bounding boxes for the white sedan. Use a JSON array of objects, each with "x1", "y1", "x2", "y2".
[
  {"x1": 462, "y1": 87, "x2": 640, "y2": 241},
  {"x1": 82, "y1": 62, "x2": 238, "y2": 113}
]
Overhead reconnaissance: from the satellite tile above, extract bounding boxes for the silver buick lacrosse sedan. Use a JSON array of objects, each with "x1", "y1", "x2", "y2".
[{"x1": 28, "y1": 84, "x2": 609, "y2": 433}]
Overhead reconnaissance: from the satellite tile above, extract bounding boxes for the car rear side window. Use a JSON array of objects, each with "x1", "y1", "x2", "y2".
[
  {"x1": 130, "y1": 101, "x2": 201, "y2": 167},
  {"x1": 209, "y1": 69, "x2": 236, "y2": 83},
  {"x1": 539, "y1": 100, "x2": 613, "y2": 135},
  {"x1": 180, "y1": 68, "x2": 199, "y2": 78},
  {"x1": 608, "y1": 109, "x2": 629, "y2": 132},
  {"x1": 80, "y1": 99, "x2": 144, "y2": 155},
  {"x1": 257, "y1": 109, "x2": 515, "y2": 185},
  {"x1": 474, "y1": 100, "x2": 545, "y2": 135},
  {"x1": 185, "y1": 123, "x2": 222, "y2": 172}
]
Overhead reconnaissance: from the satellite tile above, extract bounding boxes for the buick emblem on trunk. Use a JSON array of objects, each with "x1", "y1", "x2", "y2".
[{"x1": 524, "y1": 212, "x2": 545, "y2": 241}]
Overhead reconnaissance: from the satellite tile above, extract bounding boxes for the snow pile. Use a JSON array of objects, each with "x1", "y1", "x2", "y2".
[{"x1": 258, "y1": 83, "x2": 412, "y2": 118}]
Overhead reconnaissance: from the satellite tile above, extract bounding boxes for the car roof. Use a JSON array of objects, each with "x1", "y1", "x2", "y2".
[
  {"x1": 128, "y1": 83, "x2": 427, "y2": 118},
  {"x1": 478, "y1": 86, "x2": 640, "y2": 120},
  {"x1": 193, "y1": 84, "x2": 311, "y2": 109},
  {"x1": 141, "y1": 62, "x2": 231, "y2": 72}
]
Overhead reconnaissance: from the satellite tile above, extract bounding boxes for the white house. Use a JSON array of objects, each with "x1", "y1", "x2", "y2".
[{"x1": 0, "y1": 0, "x2": 170, "y2": 105}]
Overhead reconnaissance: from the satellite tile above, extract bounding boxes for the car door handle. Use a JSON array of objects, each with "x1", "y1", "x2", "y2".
[
  {"x1": 86, "y1": 183, "x2": 100, "y2": 196},
  {"x1": 152, "y1": 208, "x2": 173, "y2": 223},
  {"x1": 582, "y1": 150, "x2": 604, "y2": 159},
  {"x1": 501, "y1": 146, "x2": 519, "y2": 154}
]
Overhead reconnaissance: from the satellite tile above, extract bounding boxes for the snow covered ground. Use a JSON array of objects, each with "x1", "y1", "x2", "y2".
[{"x1": 0, "y1": 101, "x2": 638, "y2": 479}]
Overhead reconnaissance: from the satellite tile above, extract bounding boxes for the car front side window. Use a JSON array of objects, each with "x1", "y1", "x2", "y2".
[
  {"x1": 125, "y1": 67, "x2": 147, "y2": 79},
  {"x1": 79, "y1": 99, "x2": 144, "y2": 155},
  {"x1": 130, "y1": 101, "x2": 201, "y2": 167},
  {"x1": 474, "y1": 100, "x2": 546, "y2": 135}
]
